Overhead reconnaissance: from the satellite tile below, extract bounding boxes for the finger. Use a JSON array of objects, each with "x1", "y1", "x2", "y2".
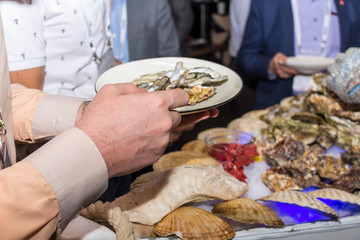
[
  {"x1": 208, "y1": 108, "x2": 219, "y2": 118},
  {"x1": 157, "y1": 88, "x2": 190, "y2": 110},
  {"x1": 106, "y1": 83, "x2": 147, "y2": 95},
  {"x1": 169, "y1": 110, "x2": 182, "y2": 128}
]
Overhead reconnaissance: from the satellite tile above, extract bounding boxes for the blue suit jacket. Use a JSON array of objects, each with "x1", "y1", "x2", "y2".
[{"x1": 237, "y1": 0, "x2": 360, "y2": 109}]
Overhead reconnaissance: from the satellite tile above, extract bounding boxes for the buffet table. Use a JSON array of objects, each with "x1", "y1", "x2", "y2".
[{"x1": 61, "y1": 214, "x2": 360, "y2": 240}]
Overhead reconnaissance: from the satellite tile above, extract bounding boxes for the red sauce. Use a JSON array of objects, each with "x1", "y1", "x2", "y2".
[{"x1": 209, "y1": 143, "x2": 259, "y2": 182}]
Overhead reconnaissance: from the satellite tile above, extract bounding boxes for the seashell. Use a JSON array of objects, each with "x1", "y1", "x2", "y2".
[
  {"x1": 185, "y1": 85, "x2": 216, "y2": 105},
  {"x1": 153, "y1": 150, "x2": 208, "y2": 171},
  {"x1": 307, "y1": 188, "x2": 360, "y2": 206},
  {"x1": 133, "y1": 223, "x2": 156, "y2": 239},
  {"x1": 241, "y1": 109, "x2": 269, "y2": 119},
  {"x1": 197, "y1": 127, "x2": 229, "y2": 140},
  {"x1": 227, "y1": 117, "x2": 268, "y2": 136},
  {"x1": 212, "y1": 198, "x2": 284, "y2": 227},
  {"x1": 332, "y1": 167, "x2": 360, "y2": 193},
  {"x1": 154, "y1": 206, "x2": 235, "y2": 240},
  {"x1": 263, "y1": 137, "x2": 305, "y2": 167},
  {"x1": 130, "y1": 171, "x2": 161, "y2": 191},
  {"x1": 181, "y1": 139, "x2": 209, "y2": 154},
  {"x1": 112, "y1": 165, "x2": 249, "y2": 225},
  {"x1": 181, "y1": 157, "x2": 221, "y2": 167},
  {"x1": 258, "y1": 190, "x2": 339, "y2": 219},
  {"x1": 261, "y1": 165, "x2": 305, "y2": 192}
]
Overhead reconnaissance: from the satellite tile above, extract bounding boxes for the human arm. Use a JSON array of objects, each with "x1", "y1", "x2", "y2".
[
  {"x1": 268, "y1": 52, "x2": 298, "y2": 79},
  {"x1": 11, "y1": 84, "x2": 84, "y2": 143},
  {"x1": 1, "y1": 83, "x2": 192, "y2": 238}
]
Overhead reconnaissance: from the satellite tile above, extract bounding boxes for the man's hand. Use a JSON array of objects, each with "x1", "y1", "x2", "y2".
[
  {"x1": 75, "y1": 83, "x2": 189, "y2": 178},
  {"x1": 170, "y1": 108, "x2": 219, "y2": 142},
  {"x1": 268, "y1": 52, "x2": 298, "y2": 79}
]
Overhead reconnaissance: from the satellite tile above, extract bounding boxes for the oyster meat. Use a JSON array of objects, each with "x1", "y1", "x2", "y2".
[{"x1": 132, "y1": 61, "x2": 228, "y2": 105}]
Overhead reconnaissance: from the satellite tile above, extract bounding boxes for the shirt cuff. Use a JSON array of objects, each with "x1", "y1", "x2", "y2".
[
  {"x1": 33, "y1": 95, "x2": 84, "y2": 139},
  {"x1": 25, "y1": 127, "x2": 108, "y2": 229}
]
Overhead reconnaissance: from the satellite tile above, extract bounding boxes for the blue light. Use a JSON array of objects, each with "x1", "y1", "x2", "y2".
[
  {"x1": 259, "y1": 201, "x2": 337, "y2": 225},
  {"x1": 316, "y1": 199, "x2": 360, "y2": 217}
]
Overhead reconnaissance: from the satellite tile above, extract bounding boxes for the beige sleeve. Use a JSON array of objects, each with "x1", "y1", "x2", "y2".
[
  {"x1": 0, "y1": 127, "x2": 108, "y2": 239},
  {"x1": 11, "y1": 84, "x2": 84, "y2": 143}
]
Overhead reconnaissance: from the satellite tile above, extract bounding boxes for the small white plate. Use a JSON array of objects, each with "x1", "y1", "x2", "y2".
[
  {"x1": 283, "y1": 56, "x2": 334, "y2": 75},
  {"x1": 95, "y1": 57, "x2": 242, "y2": 114}
]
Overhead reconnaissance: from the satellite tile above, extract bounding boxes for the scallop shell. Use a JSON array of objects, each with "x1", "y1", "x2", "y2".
[
  {"x1": 153, "y1": 150, "x2": 208, "y2": 171},
  {"x1": 258, "y1": 190, "x2": 339, "y2": 219},
  {"x1": 212, "y1": 198, "x2": 284, "y2": 227},
  {"x1": 307, "y1": 188, "x2": 360, "y2": 206},
  {"x1": 197, "y1": 127, "x2": 229, "y2": 140},
  {"x1": 154, "y1": 206, "x2": 235, "y2": 240},
  {"x1": 181, "y1": 139, "x2": 209, "y2": 154}
]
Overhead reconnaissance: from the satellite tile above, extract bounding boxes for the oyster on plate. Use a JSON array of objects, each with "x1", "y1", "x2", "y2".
[{"x1": 132, "y1": 61, "x2": 228, "y2": 105}]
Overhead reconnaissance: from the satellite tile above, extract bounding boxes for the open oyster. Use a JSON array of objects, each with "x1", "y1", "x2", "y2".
[{"x1": 132, "y1": 61, "x2": 228, "y2": 105}]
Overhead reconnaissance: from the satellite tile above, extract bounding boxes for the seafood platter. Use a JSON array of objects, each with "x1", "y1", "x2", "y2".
[
  {"x1": 65, "y1": 50, "x2": 360, "y2": 239},
  {"x1": 95, "y1": 57, "x2": 242, "y2": 114}
]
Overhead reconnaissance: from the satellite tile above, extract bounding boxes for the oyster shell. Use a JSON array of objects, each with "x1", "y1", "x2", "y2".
[
  {"x1": 185, "y1": 85, "x2": 216, "y2": 105},
  {"x1": 315, "y1": 155, "x2": 348, "y2": 182},
  {"x1": 212, "y1": 198, "x2": 284, "y2": 227},
  {"x1": 332, "y1": 167, "x2": 360, "y2": 193},
  {"x1": 258, "y1": 190, "x2": 339, "y2": 219},
  {"x1": 111, "y1": 165, "x2": 249, "y2": 225},
  {"x1": 262, "y1": 137, "x2": 305, "y2": 167},
  {"x1": 261, "y1": 165, "x2": 305, "y2": 192},
  {"x1": 153, "y1": 150, "x2": 208, "y2": 171},
  {"x1": 132, "y1": 61, "x2": 228, "y2": 105},
  {"x1": 154, "y1": 206, "x2": 235, "y2": 240}
]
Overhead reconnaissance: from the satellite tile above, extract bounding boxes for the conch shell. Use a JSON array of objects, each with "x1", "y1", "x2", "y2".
[{"x1": 82, "y1": 165, "x2": 248, "y2": 226}]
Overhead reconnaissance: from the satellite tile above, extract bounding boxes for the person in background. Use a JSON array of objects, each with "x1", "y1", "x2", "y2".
[
  {"x1": 167, "y1": 0, "x2": 194, "y2": 56},
  {"x1": 229, "y1": 0, "x2": 251, "y2": 68},
  {"x1": 110, "y1": 0, "x2": 180, "y2": 65},
  {"x1": 0, "y1": 0, "x2": 114, "y2": 99},
  {"x1": 237, "y1": 0, "x2": 360, "y2": 110},
  {"x1": 228, "y1": 0, "x2": 253, "y2": 117},
  {"x1": 0, "y1": 13, "x2": 218, "y2": 238}
]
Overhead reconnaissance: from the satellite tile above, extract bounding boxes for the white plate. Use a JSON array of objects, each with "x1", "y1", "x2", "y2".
[
  {"x1": 284, "y1": 56, "x2": 334, "y2": 75},
  {"x1": 95, "y1": 57, "x2": 242, "y2": 114}
]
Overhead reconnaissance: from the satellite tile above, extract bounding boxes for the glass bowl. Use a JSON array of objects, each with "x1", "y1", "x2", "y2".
[{"x1": 205, "y1": 129, "x2": 254, "y2": 162}]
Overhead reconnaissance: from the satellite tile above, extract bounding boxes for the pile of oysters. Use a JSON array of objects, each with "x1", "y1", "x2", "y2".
[{"x1": 246, "y1": 72, "x2": 360, "y2": 194}]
